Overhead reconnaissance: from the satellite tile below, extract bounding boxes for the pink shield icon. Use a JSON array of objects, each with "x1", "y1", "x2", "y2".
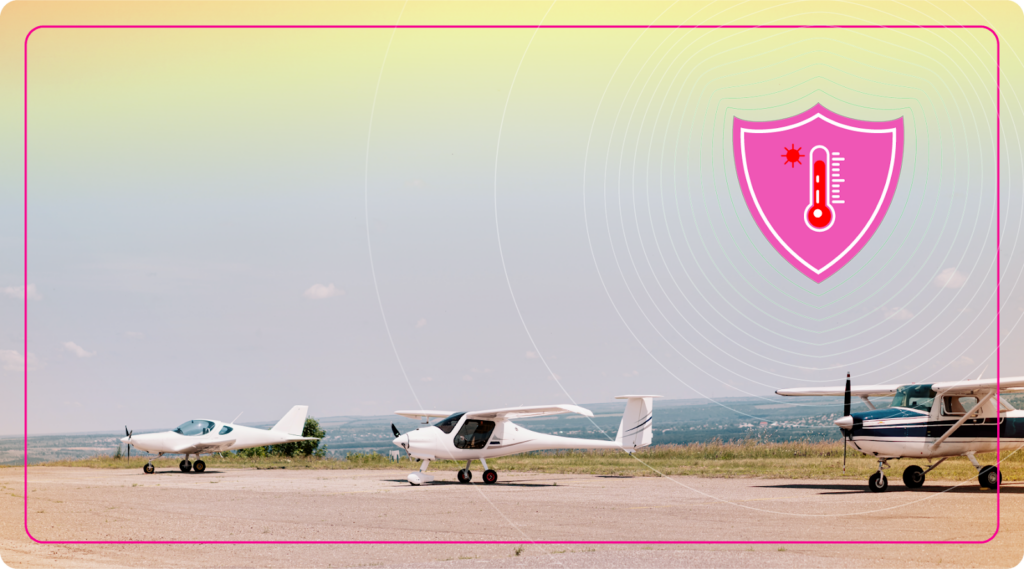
[{"x1": 733, "y1": 105, "x2": 903, "y2": 282}]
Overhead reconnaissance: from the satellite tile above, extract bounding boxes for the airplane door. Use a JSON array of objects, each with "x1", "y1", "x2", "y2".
[{"x1": 455, "y1": 420, "x2": 496, "y2": 450}]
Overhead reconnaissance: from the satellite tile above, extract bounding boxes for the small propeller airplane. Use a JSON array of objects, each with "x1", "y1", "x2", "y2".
[
  {"x1": 777, "y1": 373, "x2": 1024, "y2": 492},
  {"x1": 120, "y1": 405, "x2": 320, "y2": 474},
  {"x1": 390, "y1": 395, "x2": 661, "y2": 485}
]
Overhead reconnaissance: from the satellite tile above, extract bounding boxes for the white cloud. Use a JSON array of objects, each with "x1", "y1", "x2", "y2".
[
  {"x1": 2, "y1": 284, "x2": 41, "y2": 300},
  {"x1": 63, "y1": 341, "x2": 95, "y2": 358},
  {"x1": 125, "y1": 331, "x2": 145, "y2": 339},
  {"x1": 303, "y1": 283, "x2": 344, "y2": 300},
  {"x1": 525, "y1": 351, "x2": 538, "y2": 359},
  {"x1": 416, "y1": 318, "x2": 427, "y2": 328},
  {"x1": 420, "y1": 376, "x2": 433, "y2": 382},
  {"x1": 0, "y1": 350, "x2": 35, "y2": 372},
  {"x1": 934, "y1": 268, "x2": 967, "y2": 289},
  {"x1": 883, "y1": 307, "x2": 913, "y2": 321},
  {"x1": 463, "y1": 374, "x2": 474, "y2": 382},
  {"x1": 952, "y1": 356, "x2": 975, "y2": 367}
]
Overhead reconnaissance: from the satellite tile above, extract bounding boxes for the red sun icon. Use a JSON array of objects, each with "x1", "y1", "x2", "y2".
[{"x1": 781, "y1": 144, "x2": 804, "y2": 168}]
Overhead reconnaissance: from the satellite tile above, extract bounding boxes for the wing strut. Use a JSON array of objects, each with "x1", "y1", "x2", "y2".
[{"x1": 929, "y1": 390, "x2": 996, "y2": 451}]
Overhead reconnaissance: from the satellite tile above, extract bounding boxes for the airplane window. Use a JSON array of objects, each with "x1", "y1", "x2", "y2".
[
  {"x1": 454, "y1": 420, "x2": 496, "y2": 450},
  {"x1": 434, "y1": 413, "x2": 466, "y2": 434},
  {"x1": 942, "y1": 396, "x2": 978, "y2": 416},
  {"x1": 173, "y1": 420, "x2": 216, "y2": 436},
  {"x1": 891, "y1": 385, "x2": 936, "y2": 412},
  {"x1": 218, "y1": 425, "x2": 234, "y2": 435}
]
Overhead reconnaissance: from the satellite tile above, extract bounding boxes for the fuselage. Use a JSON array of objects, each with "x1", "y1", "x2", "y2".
[
  {"x1": 122, "y1": 419, "x2": 301, "y2": 455},
  {"x1": 845, "y1": 385, "x2": 1024, "y2": 459},
  {"x1": 394, "y1": 415, "x2": 621, "y2": 461}
]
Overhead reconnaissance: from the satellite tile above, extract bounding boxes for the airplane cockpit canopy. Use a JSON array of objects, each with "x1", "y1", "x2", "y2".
[
  {"x1": 890, "y1": 385, "x2": 936, "y2": 412},
  {"x1": 433, "y1": 412, "x2": 466, "y2": 434},
  {"x1": 174, "y1": 420, "x2": 216, "y2": 436}
]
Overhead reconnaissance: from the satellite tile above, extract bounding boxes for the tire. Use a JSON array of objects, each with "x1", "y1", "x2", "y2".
[
  {"x1": 143, "y1": 463, "x2": 155, "y2": 474},
  {"x1": 194, "y1": 460, "x2": 206, "y2": 473},
  {"x1": 902, "y1": 465, "x2": 925, "y2": 489},
  {"x1": 457, "y1": 469, "x2": 472, "y2": 483},
  {"x1": 483, "y1": 469, "x2": 498, "y2": 484},
  {"x1": 980, "y1": 465, "x2": 1000, "y2": 489},
  {"x1": 179, "y1": 460, "x2": 192, "y2": 473},
  {"x1": 868, "y1": 472, "x2": 888, "y2": 493}
]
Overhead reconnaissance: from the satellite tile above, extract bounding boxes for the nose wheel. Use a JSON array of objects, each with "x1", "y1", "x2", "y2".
[
  {"x1": 457, "y1": 469, "x2": 472, "y2": 483},
  {"x1": 179, "y1": 459, "x2": 192, "y2": 473},
  {"x1": 143, "y1": 462, "x2": 155, "y2": 474}
]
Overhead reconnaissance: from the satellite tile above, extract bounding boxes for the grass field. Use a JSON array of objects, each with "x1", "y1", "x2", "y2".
[{"x1": 25, "y1": 440, "x2": 1024, "y2": 482}]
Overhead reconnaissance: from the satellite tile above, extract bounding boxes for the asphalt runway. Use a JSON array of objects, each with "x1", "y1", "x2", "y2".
[{"x1": 1, "y1": 467, "x2": 1022, "y2": 567}]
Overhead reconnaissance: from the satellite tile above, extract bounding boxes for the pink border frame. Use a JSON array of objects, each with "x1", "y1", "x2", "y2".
[{"x1": 22, "y1": 23, "x2": 999, "y2": 548}]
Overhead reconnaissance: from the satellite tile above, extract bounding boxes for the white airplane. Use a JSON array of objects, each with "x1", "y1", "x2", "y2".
[
  {"x1": 777, "y1": 373, "x2": 1024, "y2": 492},
  {"x1": 391, "y1": 395, "x2": 661, "y2": 485},
  {"x1": 120, "y1": 405, "x2": 320, "y2": 474}
]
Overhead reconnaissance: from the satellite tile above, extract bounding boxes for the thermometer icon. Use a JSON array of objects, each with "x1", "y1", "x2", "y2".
[{"x1": 805, "y1": 145, "x2": 834, "y2": 231}]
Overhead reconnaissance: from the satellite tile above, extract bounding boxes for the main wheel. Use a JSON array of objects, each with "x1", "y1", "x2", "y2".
[
  {"x1": 143, "y1": 463, "x2": 155, "y2": 474},
  {"x1": 902, "y1": 465, "x2": 925, "y2": 489},
  {"x1": 179, "y1": 460, "x2": 192, "y2": 473},
  {"x1": 457, "y1": 469, "x2": 472, "y2": 483},
  {"x1": 980, "y1": 465, "x2": 1001, "y2": 489},
  {"x1": 868, "y1": 472, "x2": 888, "y2": 493},
  {"x1": 483, "y1": 469, "x2": 498, "y2": 484},
  {"x1": 193, "y1": 460, "x2": 206, "y2": 473}
]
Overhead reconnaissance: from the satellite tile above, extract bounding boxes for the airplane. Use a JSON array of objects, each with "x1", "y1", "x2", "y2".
[
  {"x1": 777, "y1": 373, "x2": 1024, "y2": 492},
  {"x1": 390, "y1": 395, "x2": 661, "y2": 485},
  {"x1": 120, "y1": 405, "x2": 320, "y2": 474}
]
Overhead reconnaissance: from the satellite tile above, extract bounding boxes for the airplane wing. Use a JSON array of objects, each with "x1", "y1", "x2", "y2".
[
  {"x1": 464, "y1": 404, "x2": 594, "y2": 420},
  {"x1": 172, "y1": 439, "x2": 236, "y2": 454},
  {"x1": 394, "y1": 410, "x2": 454, "y2": 420},
  {"x1": 776, "y1": 385, "x2": 901, "y2": 397},
  {"x1": 931, "y1": 376, "x2": 1024, "y2": 394}
]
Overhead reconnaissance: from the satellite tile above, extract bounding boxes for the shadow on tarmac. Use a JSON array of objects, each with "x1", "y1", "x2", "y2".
[{"x1": 758, "y1": 481, "x2": 1024, "y2": 494}]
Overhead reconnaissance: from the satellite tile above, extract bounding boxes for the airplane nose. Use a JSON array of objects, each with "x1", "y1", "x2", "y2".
[
  {"x1": 119, "y1": 436, "x2": 130, "y2": 444},
  {"x1": 834, "y1": 416, "x2": 854, "y2": 429},
  {"x1": 393, "y1": 434, "x2": 409, "y2": 449}
]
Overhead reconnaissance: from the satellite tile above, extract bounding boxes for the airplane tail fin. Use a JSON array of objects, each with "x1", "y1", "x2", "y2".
[
  {"x1": 614, "y1": 395, "x2": 662, "y2": 452},
  {"x1": 271, "y1": 405, "x2": 309, "y2": 436}
]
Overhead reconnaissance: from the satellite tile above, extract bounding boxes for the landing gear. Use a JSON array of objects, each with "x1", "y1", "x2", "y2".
[
  {"x1": 407, "y1": 459, "x2": 434, "y2": 485},
  {"x1": 193, "y1": 459, "x2": 206, "y2": 473},
  {"x1": 902, "y1": 465, "x2": 925, "y2": 489},
  {"x1": 980, "y1": 465, "x2": 1001, "y2": 489},
  {"x1": 483, "y1": 469, "x2": 498, "y2": 484},
  {"x1": 179, "y1": 459, "x2": 192, "y2": 473},
  {"x1": 869, "y1": 472, "x2": 888, "y2": 492},
  {"x1": 143, "y1": 462, "x2": 155, "y2": 474},
  {"x1": 967, "y1": 452, "x2": 1001, "y2": 489},
  {"x1": 457, "y1": 469, "x2": 472, "y2": 483},
  {"x1": 868, "y1": 460, "x2": 889, "y2": 492}
]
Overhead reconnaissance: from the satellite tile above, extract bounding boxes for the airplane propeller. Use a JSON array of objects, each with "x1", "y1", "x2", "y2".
[
  {"x1": 124, "y1": 425, "x2": 133, "y2": 465},
  {"x1": 842, "y1": 373, "x2": 851, "y2": 473},
  {"x1": 391, "y1": 423, "x2": 401, "y2": 438}
]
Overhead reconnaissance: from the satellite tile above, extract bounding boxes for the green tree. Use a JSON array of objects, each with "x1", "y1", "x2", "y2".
[
  {"x1": 270, "y1": 416, "x2": 326, "y2": 458},
  {"x1": 236, "y1": 445, "x2": 268, "y2": 458}
]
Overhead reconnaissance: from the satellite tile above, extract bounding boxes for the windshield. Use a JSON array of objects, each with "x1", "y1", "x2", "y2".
[
  {"x1": 891, "y1": 385, "x2": 936, "y2": 412},
  {"x1": 173, "y1": 420, "x2": 216, "y2": 436},
  {"x1": 433, "y1": 412, "x2": 465, "y2": 434}
]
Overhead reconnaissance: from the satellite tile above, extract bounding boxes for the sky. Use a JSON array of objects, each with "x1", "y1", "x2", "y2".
[{"x1": 2, "y1": 1, "x2": 1024, "y2": 435}]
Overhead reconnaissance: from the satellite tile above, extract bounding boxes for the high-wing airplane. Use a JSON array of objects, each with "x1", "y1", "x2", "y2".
[
  {"x1": 120, "y1": 405, "x2": 320, "y2": 474},
  {"x1": 391, "y1": 395, "x2": 661, "y2": 485},
  {"x1": 777, "y1": 373, "x2": 1024, "y2": 492}
]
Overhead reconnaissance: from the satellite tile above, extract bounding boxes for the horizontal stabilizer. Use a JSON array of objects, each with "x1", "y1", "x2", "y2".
[{"x1": 272, "y1": 405, "x2": 309, "y2": 436}]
